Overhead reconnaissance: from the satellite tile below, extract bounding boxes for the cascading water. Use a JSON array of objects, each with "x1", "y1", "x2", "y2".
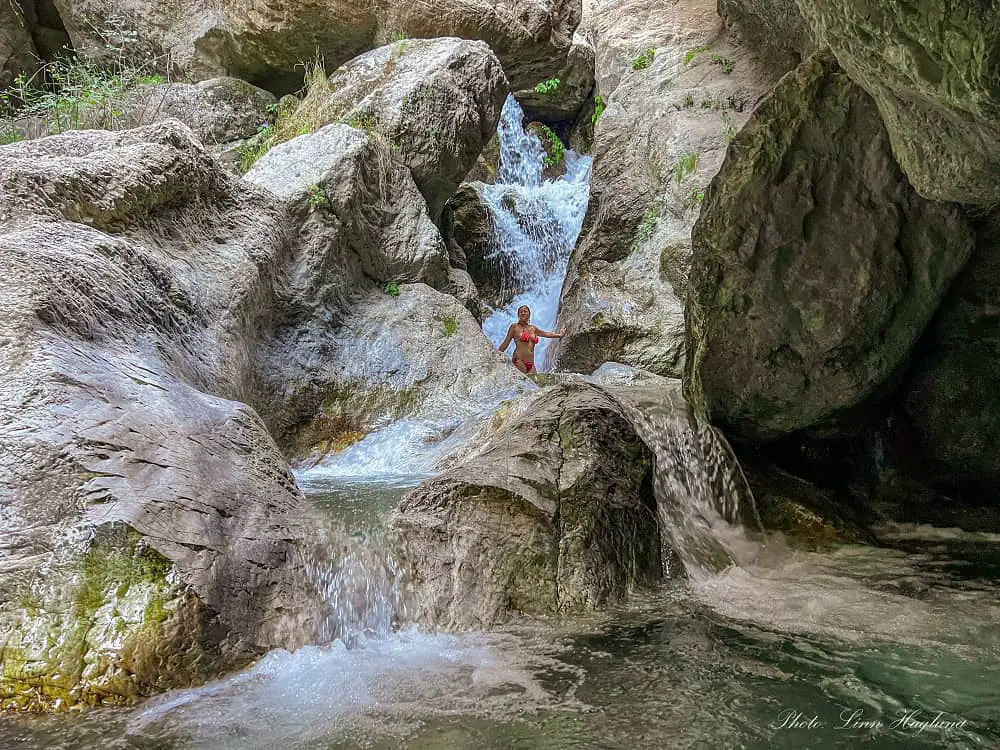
[{"x1": 481, "y1": 95, "x2": 591, "y2": 370}]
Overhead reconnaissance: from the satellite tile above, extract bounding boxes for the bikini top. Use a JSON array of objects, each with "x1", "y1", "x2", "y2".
[{"x1": 519, "y1": 328, "x2": 540, "y2": 344}]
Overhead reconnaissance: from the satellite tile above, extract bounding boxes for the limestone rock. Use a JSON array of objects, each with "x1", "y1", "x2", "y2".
[
  {"x1": 246, "y1": 123, "x2": 450, "y2": 293},
  {"x1": 515, "y1": 31, "x2": 596, "y2": 123},
  {"x1": 306, "y1": 38, "x2": 508, "y2": 221},
  {"x1": 9, "y1": 77, "x2": 276, "y2": 151},
  {"x1": 374, "y1": 0, "x2": 582, "y2": 90},
  {"x1": 276, "y1": 282, "x2": 526, "y2": 466},
  {"x1": 0, "y1": 0, "x2": 37, "y2": 90},
  {"x1": 551, "y1": 0, "x2": 778, "y2": 377},
  {"x1": 717, "y1": 0, "x2": 817, "y2": 71},
  {"x1": 794, "y1": 0, "x2": 1000, "y2": 206},
  {"x1": 0, "y1": 121, "x2": 327, "y2": 707},
  {"x1": 51, "y1": 0, "x2": 377, "y2": 92},
  {"x1": 685, "y1": 52, "x2": 975, "y2": 442},
  {"x1": 387, "y1": 382, "x2": 660, "y2": 629}
]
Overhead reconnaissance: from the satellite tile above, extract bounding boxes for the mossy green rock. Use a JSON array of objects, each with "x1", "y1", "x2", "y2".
[
  {"x1": 0, "y1": 525, "x2": 237, "y2": 711},
  {"x1": 794, "y1": 0, "x2": 1000, "y2": 206},
  {"x1": 686, "y1": 52, "x2": 974, "y2": 441}
]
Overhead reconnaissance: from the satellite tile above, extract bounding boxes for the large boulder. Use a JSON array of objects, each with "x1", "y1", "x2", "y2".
[
  {"x1": 685, "y1": 52, "x2": 975, "y2": 442},
  {"x1": 51, "y1": 0, "x2": 377, "y2": 92},
  {"x1": 0, "y1": 122, "x2": 325, "y2": 708},
  {"x1": 551, "y1": 0, "x2": 779, "y2": 376},
  {"x1": 0, "y1": 1, "x2": 37, "y2": 90},
  {"x1": 794, "y1": 0, "x2": 1000, "y2": 207},
  {"x1": 299, "y1": 38, "x2": 508, "y2": 222},
  {"x1": 8, "y1": 77, "x2": 276, "y2": 158},
  {"x1": 387, "y1": 382, "x2": 661, "y2": 629},
  {"x1": 246, "y1": 123, "x2": 450, "y2": 295},
  {"x1": 901, "y1": 211, "x2": 1000, "y2": 491},
  {"x1": 375, "y1": 0, "x2": 581, "y2": 91}
]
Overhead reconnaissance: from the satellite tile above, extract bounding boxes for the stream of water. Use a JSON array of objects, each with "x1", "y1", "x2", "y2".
[{"x1": 3, "y1": 97, "x2": 999, "y2": 750}]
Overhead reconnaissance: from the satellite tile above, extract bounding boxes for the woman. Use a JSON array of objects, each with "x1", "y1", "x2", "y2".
[{"x1": 498, "y1": 305, "x2": 565, "y2": 373}]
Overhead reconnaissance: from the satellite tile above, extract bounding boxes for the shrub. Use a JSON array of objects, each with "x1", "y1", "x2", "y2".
[
  {"x1": 0, "y1": 15, "x2": 169, "y2": 135},
  {"x1": 592, "y1": 93, "x2": 605, "y2": 125},
  {"x1": 631, "y1": 48, "x2": 655, "y2": 71},
  {"x1": 534, "y1": 78, "x2": 560, "y2": 95},
  {"x1": 537, "y1": 124, "x2": 565, "y2": 167}
]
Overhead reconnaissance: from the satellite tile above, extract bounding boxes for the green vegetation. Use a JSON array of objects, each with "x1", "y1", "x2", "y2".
[
  {"x1": 0, "y1": 126, "x2": 19, "y2": 145},
  {"x1": 537, "y1": 124, "x2": 565, "y2": 167},
  {"x1": 683, "y1": 45, "x2": 710, "y2": 65},
  {"x1": 0, "y1": 17, "x2": 169, "y2": 136},
  {"x1": 631, "y1": 48, "x2": 656, "y2": 71},
  {"x1": 710, "y1": 53, "x2": 734, "y2": 74},
  {"x1": 592, "y1": 93, "x2": 605, "y2": 124},
  {"x1": 682, "y1": 93, "x2": 694, "y2": 108},
  {"x1": 631, "y1": 207, "x2": 660, "y2": 251},
  {"x1": 382, "y1": 281, "x2": 401, "y2": 297},
  {"x1": 439, "y1": 315, "x2": 459, "y2": 336},
  {"x1": 687, "y1": 186, "x2": 706, "y2": 208},
  {"x1": 722, "y1": 112, "x2": 737, "y2": 144},
  {"x1": 534, "y1": 77, "x2": 560, "y2": 95},
  {"x1": 306, "y1": 184, "x2": 328, "y2": 207},
  {"x1": 674, "y1": 151, "x2": 699, "y2": 184},
  {"x1": 701, "y1": 98, "x2": 714, "y2": 108}
]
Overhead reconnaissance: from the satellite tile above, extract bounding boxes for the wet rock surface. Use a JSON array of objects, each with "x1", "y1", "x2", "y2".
[{"x1": 388, "y1": 382, "x2": 660, "y2": 629}]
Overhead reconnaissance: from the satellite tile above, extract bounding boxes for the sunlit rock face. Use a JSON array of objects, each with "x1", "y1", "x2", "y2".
[{"x1": 0, "y1": 121, "x2": 325, "y2": 709}]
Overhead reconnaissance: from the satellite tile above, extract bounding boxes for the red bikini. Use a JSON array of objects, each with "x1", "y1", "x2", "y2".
[{"x1": 514, "y1": 327, "x2": 539, "y2": 372}]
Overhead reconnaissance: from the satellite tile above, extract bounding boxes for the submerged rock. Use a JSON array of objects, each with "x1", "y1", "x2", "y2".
[
  {"x1": 686, "y1": 51, "x2": 975, "y2": 442},
  {"x1": 388, "y1": 382, "x2": 660, "y2": 628}
]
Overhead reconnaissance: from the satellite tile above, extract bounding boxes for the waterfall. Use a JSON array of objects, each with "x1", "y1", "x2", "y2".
[{"x1": 480, "y1": 95, "x2": 591, "y2": 371}]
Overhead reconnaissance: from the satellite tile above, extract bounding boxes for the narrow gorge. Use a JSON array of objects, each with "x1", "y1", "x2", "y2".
[{"x1": 0, "y1": 0, "x2": 998, "y2": 746}]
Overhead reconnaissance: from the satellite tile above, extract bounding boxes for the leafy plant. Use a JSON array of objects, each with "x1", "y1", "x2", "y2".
[
  {"x1": 306, "y1": 184, "x2": 328, "y2": 207},
  {"x1": 0, "y1": 127, "x2": 19, "y2": 145},
  {"x1": 722, "y1": 113, "x2": 737, "y2": 143},
  {"x1": 534, "y1": 78, "x2": 560, "y2": 95},
  {"x1": 674, "y1": 151, "x2": 699, "y2": 184},
  {"x1": 592, "y1": 93, "x2": 605, "y2": 125},
  {"x1": 700, "y1": 98, "x2": 714, "y2": 108},
  {"x1": 438, "y1": 315, "x2": 459, "y2": 336},
  {"x1": 0, "y1": 15, "x2": 171, "y2": 135},
  {"x1": 682, "y1": 93, "x2": 694, "y2": 108},
  {"x1": 631, "y1": 207, "x2": 660, "y2": 252},
  {"x1": 382, "y1": 281, "x2": 401, "y2": 297},
  {"x1": 687, "y1": 186, "x2": 706, "y2": 207},
  {"x1": 538, "y1": 124, "x2": 565, "y2": 167},
  {"x1": 631, "y1": 48, "x2": 655, "y2": 71},
  {"x1": 710, "y1": 53, "x2": 734, "y2": 74},
  {"x1": 683, "y1": 45, "x2": 710, "y2": 65}
]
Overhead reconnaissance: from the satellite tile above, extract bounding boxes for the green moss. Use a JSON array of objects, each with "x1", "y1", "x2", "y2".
[{"x1": 438, "y1": 315, "x2": 459, "y2": 337}]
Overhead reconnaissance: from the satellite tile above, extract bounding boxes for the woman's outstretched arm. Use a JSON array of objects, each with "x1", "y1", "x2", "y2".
[
  {"x1": 499, "y1": 324, "x2": 516, "y2": 351},
  {"x1": 535, "y1": 327, "x2": 566, "y2": 339}
]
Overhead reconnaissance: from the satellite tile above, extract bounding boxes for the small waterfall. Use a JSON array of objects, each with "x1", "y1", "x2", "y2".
[
  {"x1": 591, "y1": 375, "x2": 759, "y2": 579},
  {"x1": 481, "y1": 95, "x2": 591, "y2": 371}
]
